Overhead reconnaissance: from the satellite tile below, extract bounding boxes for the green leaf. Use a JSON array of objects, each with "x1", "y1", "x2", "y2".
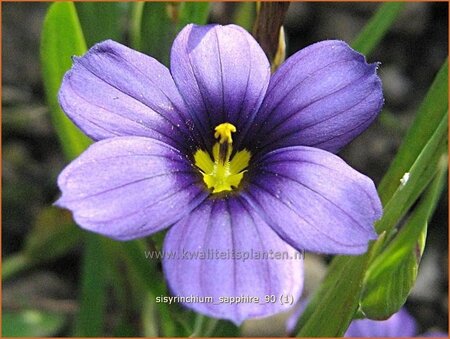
[
  {"x1": 97, "y1": 238, "x2": 140, "y2": 337},
  {"x1": 41, "y1": 4, "x2": 106, "y2": 336},
  {"x1": 296, "y1": 254, "x2": 370, "y2": 337},
  {"x1": 361, "y1": 155, "x2": 447, "y2": 319},
  {"x1": 142, "y1": 293, "x2": 159, "y2": 337},
  {"x1": 40, "y1": 2, "x2": 91, "y2": 161},
  {"x1": 130, "y1": 2, "x2": 210, "y2": 65},
  {"x1": 375, "y1": 112, "x2": 448, "y2": 236},
  {"x1": 73, "y1": 234, "x2": 108, "y2": 336},
  {"x1": 352, "y1": 2, "x2": 405, "y2": 56},
  {"x1": 75, "y1": 2, "x2": 123, "y2": 46},
  {"x1": 2, "y1": 310, "x2": 66, "y2": 337},
  {"x1": 234, "y1": 2, "x2": 256, "y2": 31},
  {"x1": 120, "y1": 240, "x2": 178, "y2": 337},
  {"x1": 176, "y1": 2, "x2": 210, "y2": 31},
  {"x1": 378, "y1": 59, "x2": 448, "y2": 203},
  {"x1": 120, "y1": 240, "x2": 166, "y2": 295},
  {"x1": 130, "y1": 2, "x2": 174, "y2": 65}
]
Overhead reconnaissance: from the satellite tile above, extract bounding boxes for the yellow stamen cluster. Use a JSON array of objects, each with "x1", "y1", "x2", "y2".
[
  {"x1": 194, "y1": 123, "x2": 250, "y2": 194},
  {"x1": 214, "y1": 123, "x2": 236, "y2": 144}
]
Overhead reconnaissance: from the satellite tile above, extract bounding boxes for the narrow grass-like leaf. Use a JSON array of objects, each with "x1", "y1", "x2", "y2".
[
  {"x1": 361, "y1": 156, "x2": 447, "y2": 319},
  {"x1": 40, "y1": 2, "x2": 91, "y2": 160},
  {"x1": 352, "y1": 2, "x2": 405, "y2": 56},
  {"x1": 176, "y1": 2, "x2": 210, "y2": 31},
  {"x1": 234, "y1": 2, "x2": 256, "y2": 31},
  {"x1": 6, "y1": 2, "x2": 99, "y2": 281},
  {"x1": 130, "y1": 2, "x2": 173, "y2": 65},
  {"x1": 120, "y1": 240, "x2": 178, "y2": 337},
  {"x1": 98, "y1": 238, "x2": 141, "y2": 337},
  {"x1": 142, "y1": 293, "x2": 159, "y2": 337},
  {"x1": 75, "y1": 2, "x2": 123, "y2": 46},
  {"x1": 376, "y1": 112, "x2": 448, "y2": 235},
  {"x1": 73, "y1": 234, "x2": 107, "y2": 336},
  {"x1": 121, "y1": 240, "x2": 222, "y2": 336},
  {"x1": 42, "y1": 4, "x2": 107, "y2": 336},
  {"x1": 296, "y1": 254, "x2": 370, "y2": 336},
  {"x1": 131, "y1": 2, "x2": 210, "y2": 65},
  {"x1": 120, "y1": 240, "x2": 166, "y2": 297},
  {"x1": 378, "y1": 59, "x2": 448, "y2": 203}
]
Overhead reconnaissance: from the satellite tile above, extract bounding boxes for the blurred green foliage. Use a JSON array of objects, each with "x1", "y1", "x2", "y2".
[{"x1": 3, "y1": 310, "x2": 67, "y2": 337}]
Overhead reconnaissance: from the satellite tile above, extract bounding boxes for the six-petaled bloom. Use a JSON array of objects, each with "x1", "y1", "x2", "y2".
[{"x1": 56, "y1": 24, "x2": 383, "y2": 324}]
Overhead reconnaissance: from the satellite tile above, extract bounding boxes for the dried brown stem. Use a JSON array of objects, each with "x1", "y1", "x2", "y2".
[{"x1": 252, "y1": 2, "x2": 290, "y2": 63}]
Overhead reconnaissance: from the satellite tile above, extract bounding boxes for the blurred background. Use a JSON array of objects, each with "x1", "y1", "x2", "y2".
[{"x1": 2, "y1": 2, "x2": 448, "y2": 337}]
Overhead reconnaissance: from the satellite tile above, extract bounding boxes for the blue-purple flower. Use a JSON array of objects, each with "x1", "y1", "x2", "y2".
[
  {"x1": 56, "y1": 24, "x2": 383, "y2": 324},
  {"x1": 345, "y1": 307, "x2": 447, "y2": 337}
]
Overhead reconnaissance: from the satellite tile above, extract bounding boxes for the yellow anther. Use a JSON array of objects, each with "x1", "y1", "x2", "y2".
[
  {"x1": 214, "y1": 123, "x2": 236, "y2": 144},
  {"x1": 194, "y1": 122, "x2": 250, "y2": 194}
]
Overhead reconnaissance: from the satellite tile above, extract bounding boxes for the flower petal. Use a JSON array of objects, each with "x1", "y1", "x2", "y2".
[
  {"x1": 59, "y1": 40, "x2": 196, "y2": 151},
  {"x1": 249, "y1": 40, "x2": 383, "y2": 154},
  {"x1": 56, "y1": 136, "x2": 208, "y2": 240},
  {"x1": 345, "y1": 308, "x2": 417, "y2": 337},
  {"x1": 242, "y1": 146, "x2": 381, "y2": 254},
  {"x1": 170, "y1": 24, "x2": 270, "y2": 148},
  {"x1": 162, "y1": 197, "x2": 303, "y2": 325}
]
